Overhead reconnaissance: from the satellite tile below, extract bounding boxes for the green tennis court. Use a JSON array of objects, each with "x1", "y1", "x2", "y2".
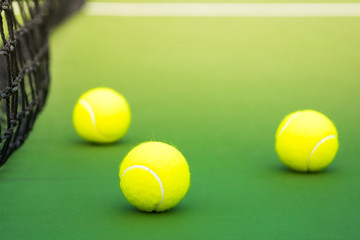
[{"x1": 1, "y1": 1, "x2": 360, "y2": 239}]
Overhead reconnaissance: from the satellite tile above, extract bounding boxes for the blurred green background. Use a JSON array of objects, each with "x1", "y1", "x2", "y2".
[
  {"x1": 91, "y1": 0, "x2": 360, "y2": 2},
  {"x1": 1, "y1": 1, "x2": 360, "y2": 239}
]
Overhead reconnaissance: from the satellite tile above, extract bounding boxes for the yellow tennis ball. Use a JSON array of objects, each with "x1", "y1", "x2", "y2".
[
  {"x1": 275, "y1": 110, "x2": 339, "y2": 172},
  {"x1": 119, "y1": 141, "x2": 190, "y2": 212},
  {"x1": 73, "y1": 87, "x2": 131, "y2": 143}
]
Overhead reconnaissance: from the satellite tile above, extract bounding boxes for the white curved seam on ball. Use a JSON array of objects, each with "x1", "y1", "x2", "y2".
[
  {"x1": 79, "y1": 99, "x2": 98, "y2": 131},
  {"x1": 277, "y1": 112, "x2": 301, "y2": 137},
  {"x1": 121, "y1": 165, "x2": 164, "y2": 211},
  {"x1": 307, "y1": 135, "x2": 336, "y2": 170}
]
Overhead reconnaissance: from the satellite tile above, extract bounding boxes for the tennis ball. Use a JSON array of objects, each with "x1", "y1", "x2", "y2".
[
  {"x1": 275, "y1": 110, "x2": 338, "y2": 172},
  {"x1": 119, "y1": 141, "x2": 190, "y2": 212},
  {"x1": 73, "y1": 87, "x2": 131, "y2": 143}
]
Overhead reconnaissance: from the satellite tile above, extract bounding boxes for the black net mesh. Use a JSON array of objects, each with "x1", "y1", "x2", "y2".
[{"x1": 0, "y1": 0, "x2": 84, "y2": 166}]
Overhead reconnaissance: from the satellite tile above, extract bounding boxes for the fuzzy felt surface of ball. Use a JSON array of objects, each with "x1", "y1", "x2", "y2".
[
  {"x1": 275, "y1": 110, "x2": 338, "y2": 172},
  {"x1": 73, "y1": 87, "x2": 131, "y2": 143},
  {"x1": 119, "y1": 141, "x2": 190, "y2": 212}
]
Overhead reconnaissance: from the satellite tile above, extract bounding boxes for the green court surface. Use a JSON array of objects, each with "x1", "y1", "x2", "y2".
[{"x1": 1, "y1": 4, "x2": 360, "y2": 240}]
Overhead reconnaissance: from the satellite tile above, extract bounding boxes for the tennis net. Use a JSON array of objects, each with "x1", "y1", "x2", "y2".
[{"x1": 0, "y1": 0, "x2": 84, "y2": 166}]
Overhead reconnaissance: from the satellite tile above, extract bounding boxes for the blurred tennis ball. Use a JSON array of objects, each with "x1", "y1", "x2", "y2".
[
  {"x1": 119, "y1": 141, "x2": 190, "y2": 212},
  {"x1": 73, "y1": 87, "x2": 131, "y2": 143},
  {"x1": 275, "y1": 110, "x2": 338, "y2": 172}
]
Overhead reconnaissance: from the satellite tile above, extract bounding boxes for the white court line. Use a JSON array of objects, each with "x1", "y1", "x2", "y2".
[{"x1": 84, "y1": 3, "x2": 360, "y2": 17}]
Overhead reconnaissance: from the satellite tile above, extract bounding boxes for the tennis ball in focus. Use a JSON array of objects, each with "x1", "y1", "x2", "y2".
[
  {"x1": 119, "y1": 141, "x2": 190, "y2": 212},
  {"x1": 275, "y1": 110, "x2": 338, "y2": 172},
  {"x1": 73, "y1": 87, "x2": 131, "y2": 143}
]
